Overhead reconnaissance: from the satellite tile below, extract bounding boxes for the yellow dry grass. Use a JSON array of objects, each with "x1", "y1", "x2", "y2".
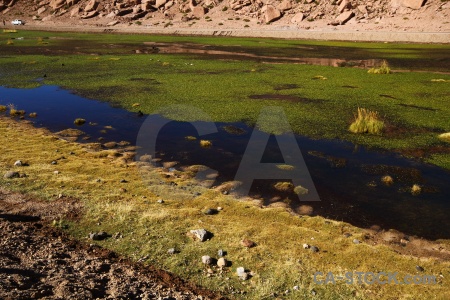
[{"x1": 1, "y1": 117, "x2": 449, "y2": 299}]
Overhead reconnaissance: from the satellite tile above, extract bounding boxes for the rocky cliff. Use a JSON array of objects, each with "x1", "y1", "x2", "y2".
[{"x1": 0, "y1": 0, "x2": 449, "y2": 32}]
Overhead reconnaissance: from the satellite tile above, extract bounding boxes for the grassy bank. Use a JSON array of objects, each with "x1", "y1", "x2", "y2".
[
  {"x1": 0, "y1": 30, "x2": 449, "y2": 169},
  {"x1": 1, "y1": 30, "x2": 450, "y2": 298},
  {"x1": 1, "y1": 117, "x2": 450, "y2": 299}
]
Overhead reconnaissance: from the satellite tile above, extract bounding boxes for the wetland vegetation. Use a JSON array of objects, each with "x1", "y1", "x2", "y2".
[{"x1": 1, "y1": 30, "x2": 450, "y2": 299}]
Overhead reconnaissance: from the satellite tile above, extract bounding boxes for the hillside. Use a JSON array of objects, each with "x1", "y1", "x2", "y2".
[{"x1": 0, "y1": 0, "x2": 449, "y2": 36}]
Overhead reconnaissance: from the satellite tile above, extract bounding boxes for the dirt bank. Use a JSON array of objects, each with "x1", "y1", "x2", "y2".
[{"x1": 0, "y1": 188, "x2": 223, "y2": 300}]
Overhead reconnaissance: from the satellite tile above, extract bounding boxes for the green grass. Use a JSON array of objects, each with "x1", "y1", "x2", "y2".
[
  {"x1": 1, "y1": 117, "x2": 449, "y2": 299},
  {"x1": 0, "y1": 30, "x2": 449, "y2": 171}
]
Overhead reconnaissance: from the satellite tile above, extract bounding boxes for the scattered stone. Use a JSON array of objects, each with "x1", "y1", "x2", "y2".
[
  {"x1": 290, "y1": 13, "x2": 304, "y2": 24},
  {"x1": 4, "y1": 171, "x2": 20, "y2": 179},
  {"x1": 120, "y1": 179, "x2": 128, "y2": 183},
  {"x1": 51, "y1": 161, "x2": 57, "y2": 165},
  {"x1": 416, "y1": 265, "x2": 424, "y2": 272},
  {"x1": 264, "y1": 5, "x2": 282, "y2": 23},
  {"x1": 401, "y1": 0, "x2": 426, "y2": 10},
  {"x1": 157, "y1": 199, "x2": 164, "y2": 204},
  {"x1": 189, "y1": 229, "x2": 210, "y2": 242},
  {"x1": 89, "y1": 231, "x2": 109, "y2": 241},
  {"x1": 241, "y1": 239, "x2": 256, "y2": 248},
  {"x1": 113, "y1": 232, "x2": 123, "y2": 239},
  {"x1": 303, "y1": 243, "x2": 310, "y2": 249},
  {"x1": 204, "y1": 208, "x2": 218, "y2": 215},
  {"x1": 217, "y1": 206, "x2": 223, "y2": 211},
  {"x1": 293, "y1": 285, "x2": 299, "y2": 290},
  {"x1": 217, "y1": 257, "x2": 227, "y2": 268},
  {"x1": 335, "y1": 11, "x2": 354, "y2": 25},
  {"x1": 168, "y1": 248, "x2": 176, "y2": 255},
  {"x1": 278, "y1": 0, "x2": 292, "y2": 11},
  {"x1": 353, "y1": 239, "x2": 361, "y2": 244},
  {"x1": 236, "y1": 267, "x2": 248, "y2": 280},
  {"x1": 107, "y1": 20, "x2": 120, "y2": 26},
  {"x1": 84, "y1": 0, "x2": 98, "y2": 12},
  {"x1": 202, "y1": 255, "x2": 213, "y2": 265},
  {"x1": 14, "y1": 160, "x2": 22, "y2": 166},
  {"x1": 343, "y1": 233, "x2": 352, "y2": 238},
  {"x1": 310, "y1": 246, "x2": 319, "y2": 253},
  {"x1": 218, "y1": 249, "x2": 226, "y2": 257}
]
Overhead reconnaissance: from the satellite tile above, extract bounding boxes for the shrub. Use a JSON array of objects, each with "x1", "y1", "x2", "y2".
[
  {"x1": 74, "y1": 118, "x2": 86, "y2": 125},
  {"x1": 381, "y1": 175, "x2": 394, "y2": 186},
  {"x1": 368, "y1": 60, "x2": 391, "y2": 74},
  {"x1": 411, "y1": 184, "x2": 421, "y2": 195},
  {"x1": 222, "y1": 6, "x2": 228, "y2": 11},
  {"x1": 200, "y1": 140, "x2": 212, "y2": 148},
  {"x1": 349, "y1": 107, "x2": 384, "y2": 135},
  {"x1": 7, "y1": 39, "x2": 14, "y2": 45},
  {"x1": 8, "y1": 104, "x2": 25, "y2": 116}
]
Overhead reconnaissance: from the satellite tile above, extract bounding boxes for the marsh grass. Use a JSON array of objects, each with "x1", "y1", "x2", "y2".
[
  {"x1": 199, "y1": 140, "x2": 212, "y2": 148},
  {"x1": 368, "y1": 60, "x2": 391, "y2": 74},
  {"x1": 411, "y1": 184, "x2": 422, "y2": 195},
  {"x1": 1, "y1": 117, "x2": 450, "y2": 299},
  {"x1": 381, "y1": 175, "x2": 394, "y2": 186},
  {"x1": 0, "y1": 30, "x2": 449, "y2": 171},
  {"x1": 8, "y1": 104, "x2": 25, "y2": 116},
  {"x1": 274, "y1": 181, "x2": 294, "y2": 192},
  {"x1": 438, "y1": 132, "x2": 450, "y2": 142},
  {"x1": 74, "y1": 118, "x2": 86, "y2": 125},
  {"x1": 349, "y1": 108, "x2": 385, "y2": 135}
]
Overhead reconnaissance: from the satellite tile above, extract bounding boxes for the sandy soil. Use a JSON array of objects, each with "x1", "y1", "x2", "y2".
[{"x1": 0, "y1": 188, "x2": 223, "y2": 300}]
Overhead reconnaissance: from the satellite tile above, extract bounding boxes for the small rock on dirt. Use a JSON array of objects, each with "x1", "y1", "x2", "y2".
[
  {"x1": 4, "y1": 171, "x2": 20, "y2": 179},
  {"x1": 202, "y1": 255, "x2": 212, "y2": 265},
  {"x1": 190, "y1": 229, "x2": 210, "y2": 242},
  {"x1": 310, "y1": 246, "x2": 319, "y2": 253},
  {"x1": 14, "y1": 160, "x2": 23, "y2": 166},
  {"x1": 89, "y1": 231, "x2": 109, "y2": 241},
  {"x1": 217, "y1": 257, "x2": 227, "y2": 268},
  {"x1": 241, "y1": 239, "x2": 256, "y2": 248},
  {"x1": 204, "y1": 208, "x2": 218, "y2": 215}
]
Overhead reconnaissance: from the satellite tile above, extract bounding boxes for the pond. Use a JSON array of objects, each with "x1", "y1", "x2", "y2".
[{"x1": 1, "y1": 85, "x2": 449, "y2": 240}]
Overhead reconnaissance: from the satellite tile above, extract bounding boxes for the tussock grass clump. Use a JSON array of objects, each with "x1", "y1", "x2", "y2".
[
  {"x1": 8, "y1": 104, "x2": 25, "y2": 116},
  {"x1": 312, "y1": 75, "x2": 327, "y2": 80},
  {"x1": 74, "y1": 118, "x2": 86, "y2": 126},
  {"x1": 199, "y1": 140, "x2": 212, "y2": 148},
  {"x1": 349, "y1": 107, "x2": 384, "y2": 135},
  {"x1": 438, "y1": 132, "x2": 450, "y2": 142},
  {"x1": 368, "y1": 60, "x2": 391, "y2": 74},
  {"x1": 411, "y1": 184, "x2": 422, "y2": 195},
  {"x1": 29, "y1": 112, "x2": 37, "y2": 118},
  {"x1": 294, "y1": 185, "x2": 309, "y2": 195},
  {"x1": 6, "y1": 39, "x2": 14, "y2": 45},
  {"x1": 185, "y1": 136, "x2": 197, "y2": 141},
  {"x1": 273, "y1": 181, "x2": 294, "y2": 192},
  {"x1": 381, "y1": 175, "x2": 394, "y2": 186},
  {"x1": 0, "y1": 105, "x2": 7, "y2": 112},
  {"x1": 276, "y1": 164, "x2": 295, "y2": 171}
]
